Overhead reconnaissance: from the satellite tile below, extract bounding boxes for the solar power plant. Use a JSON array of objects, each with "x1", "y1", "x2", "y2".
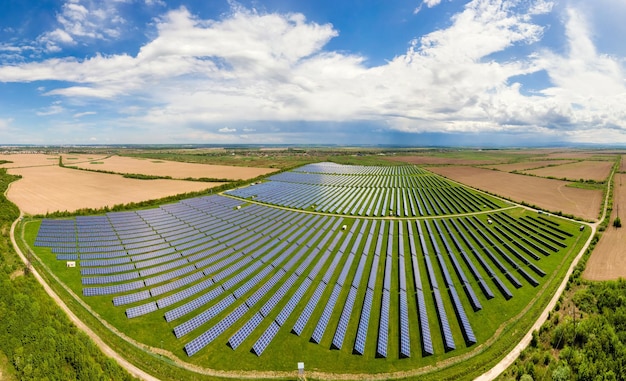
[{"x1": 30, "y1": 162, "x2": 586, "y2": 374}]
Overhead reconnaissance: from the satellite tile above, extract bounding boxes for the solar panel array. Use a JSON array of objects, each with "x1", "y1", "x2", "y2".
[
  {"x1": 226, "y1": 162, "x2": 500, "y2": 216},
  {"x1": 33, "y1": 161, "x2": 575, "y2": 361}
]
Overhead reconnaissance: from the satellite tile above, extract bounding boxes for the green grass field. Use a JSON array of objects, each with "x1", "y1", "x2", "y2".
[{"x1": 20, "y1": 162, "x2": 591, "y2": 380}]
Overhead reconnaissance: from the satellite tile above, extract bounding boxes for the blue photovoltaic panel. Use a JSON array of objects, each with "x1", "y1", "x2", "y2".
[
  {"x1": 332, "y1": 286, "x2": 357, "y2": 350},
  {"x1": 275, "y1": 278, "x2": 312, "y2": 326},
  {"x1": 292, "y1": 283, "x2": 325, "y2": 336},
  {"x1": 173, "y1": 294, "x2": 236, "y2": 338},
  {"x1": 376, "y1": 290, "x2": 390, "y2": 358},
  {"x1": 399, "y1": 291, "x2": 411, "y2": 358},
  {"x1": 449, "y1": 286, "x2": 477, "y2": 345},
  {"x1": 252, "y1": 321, "x2": 281, "y2": 356},
  {"x1": 228, "y1": 312, "x2": 264, "y2": 350},
  {"x1": 433, "y1": 290, "x2": 455, "y2": 351},
  {"x1": 417, "y1": 290, "x2": 434, "y2": 355},
  {"x1": 125, "y1": 301, "x2": 158, "y2": 318},
  {"x1": 311, "y1": 283, "x2": 342, "y2": 344}
]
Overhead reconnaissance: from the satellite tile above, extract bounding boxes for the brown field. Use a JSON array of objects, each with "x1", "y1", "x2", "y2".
[
  {"x1": 523, "y1": 160, "x2": 614, "y2": 182},
  {"x1": 482, "y1": 160, "x2": 575, "y2": 172},
  {"x1": 7, "y1": 166, "x2": 222, "y2": 215},
  {"x1": 0, "y1": 153, "x2": 110, "y2": 169},
  {"x1": 544, "y1": 151, "x2": 619, "y2": 160},
  {"x1": 0, "y1": 153, "x2": 60, "y2": 168},
  {"x1": 428, "y1": 166, "x2": 602, "y2": 221},
  {"x1": 72, "y1": 155, "x2": 276, "y2": 180},
  {"x1": 390, "y1": 155, "x2": 503, "y2": 166},
  {"x1": 584, "y1": 173, "x2": 626, "y2": 280},
  {"x1": 621, "y1": 156, "x2": 626, "y2": 172}
]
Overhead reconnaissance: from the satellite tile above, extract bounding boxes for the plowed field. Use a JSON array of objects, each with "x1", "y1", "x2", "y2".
[
  {"x1": 428, "y1": 166, "x2": 602, "y2": 221},
  {"x1": 7, "y1": 166, "x2": 221, "y2": 215},
  {"x1": 73, "y1": 155, "x2": 276, "y2": 180},
  {"x1": 523, "y1": 161, "x2": 613, "y2": 182},
  {"x1": 584, "y1": 173, "x2": 626, "y2": 280}
]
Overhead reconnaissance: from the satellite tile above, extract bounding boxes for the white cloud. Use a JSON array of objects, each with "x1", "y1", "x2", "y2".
[
  {"x1": 424, "y1": 0, "x2": 442, "y2": 7},
  {"x1": 37, "y1": 0, "x2": 127, "y2": 52},
  {"x1": 73, "y1": 111, "x2": 97, "y2": 118},
  {"x1": 36, "y1": 104, "x2": 65, "y2": 116},
  {"x1": 218, "y1": 127, "x2": 237, "y2": 133},
  {"x1": 243, "y1": 128, "x2": 256, "y2": 132}
]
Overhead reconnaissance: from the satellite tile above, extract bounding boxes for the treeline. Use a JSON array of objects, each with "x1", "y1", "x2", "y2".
[{"x1": 0, "y1": 168, "x2": 134, "y2": 380}]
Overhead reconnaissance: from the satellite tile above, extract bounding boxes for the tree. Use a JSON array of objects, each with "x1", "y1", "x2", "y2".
[{"x1": 613, "y1": 217, "x2": 622, "y2": 228}]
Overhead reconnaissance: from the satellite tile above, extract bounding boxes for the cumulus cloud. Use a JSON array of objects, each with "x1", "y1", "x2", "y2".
[
  {"x1": 38, "y1": 0, "x2": 127, "y2": 52},
  {"x1": 218, "y1": 127, "x2": 237, "y2": 133}
]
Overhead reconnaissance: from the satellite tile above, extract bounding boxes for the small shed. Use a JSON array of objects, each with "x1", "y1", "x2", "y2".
[
  {"x1": 487, "y1": 218, "x2": 493, "y2": 224},
  {"x1": 342, "y1": 225, "x2": 347, "y2": 231},
  {"x1": 66, "y1": 261, "x2": 76, "y2": 268}
]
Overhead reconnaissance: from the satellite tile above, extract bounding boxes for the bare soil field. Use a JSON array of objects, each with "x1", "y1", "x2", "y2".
[
  {"x1": 544, "y1": 151, "x2": 619, "y2": 160},
  {"x1": 584, "y1": 173, "x2": 626, "y2": 280},
  {"x1": 0, "y1": 153, "x2": 60, "y2": 168},
  {"x1": 390, "y1": 156, "x2": 504, "y2": 166},
  {"x1": 7, "y1": 166, "x2": 222, "y2": 215},
  {"x1": 73, "y1": 155, "x2": 276, "y2": 180},
  {"x1": 0, "y1": 153, "x2": 110, "y2": 169},
  {"x1": 621, "y1": 156, "x2": 626, "y2": 172},
  {"x1": 482, "y1": 160, "x2": 575, "y2": 172},
  {"x1": 523, "y1": 160, "x2": 614, "y2": 182},
  {"x1": 428, "y1": 166, "x2": 602, "y2": 221}
]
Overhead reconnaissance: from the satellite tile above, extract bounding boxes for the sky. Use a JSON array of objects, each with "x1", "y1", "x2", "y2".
[{"x1": 0, "y1": 0, "x2": 624, "y2": 146}]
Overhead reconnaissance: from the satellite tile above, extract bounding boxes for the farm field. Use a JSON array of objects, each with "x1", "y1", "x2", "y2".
[
  {"x1": 584, "y1": 173, "x2": 626, "y2": 280},
  {"x1": 522, "y1": 160, "x2": 613, "y2": 182},
  {"x1": 481, "y1": 160, "x2": 576, "y2": 172},
  {"x1": 72, "y1": 155, "x2": 277, "y2": 180},
  {"x1": 7, "y1": 165, "x2": 221, "y2": 215},
  {"x1": 23, "y1": 162, "x2": 589, "y2": 380},
  {"x1": 427, "y1": 166, "x2": 602, "y2": 221}
]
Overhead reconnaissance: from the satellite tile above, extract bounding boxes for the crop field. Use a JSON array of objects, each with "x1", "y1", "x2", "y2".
[
  {"x1": 72, "y1": 155, "x2": 277, "y2": 180},
  {"x1": 7, "y1": 165, "x2": 221, "y2": 215},
  {"x1": 24, "y1": 162, "x2": 589, "y2": 379},
  {"x1": 584, "y1": 173, "x2": 626, "y2": 280},
  {"x1": 427, "y1": 166, "x2": 602, "y2": 221},
  {"x1": 481, "y1": 160, "x2": 576, "y2": 172},
  {"x1": 522, "y1": 160, "x2": 613, "y2": 182}
]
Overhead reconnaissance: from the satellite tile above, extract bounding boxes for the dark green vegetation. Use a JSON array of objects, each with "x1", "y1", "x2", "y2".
[
  {"x1": 0, "y1": 168, "x2": 134, "y2": 381},
  {"x1": 22, "y1": 162, "x2": 590, "y2": 380},
  {"x1": 498, "y1": 271, "x2": 626, "y2": 381}
]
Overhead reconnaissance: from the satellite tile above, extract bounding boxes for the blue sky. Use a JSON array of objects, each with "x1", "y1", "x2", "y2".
[{"x1": 0, "y1": 0, "x2": 624, "y2": 146}]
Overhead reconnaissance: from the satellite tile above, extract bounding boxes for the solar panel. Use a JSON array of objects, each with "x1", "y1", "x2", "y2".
[
  {"x1": 376, "y1": 290, "x2": 390, "y2": 358},
  {"x1": 311, "y1": 283, "x2": 342, "y2": 344},
  {"x1": 448, "y1": 286, "x2": 476, "y2": 345},
  {"x1": 399, "y1": 291, "x2": 411, "y2": 358},
  {"x1": 292, "y1": 283, "x2": 325, "y2": 336},
  {"x1": 332, "y1": 286, "x2": 357, "y2": 349},
  {"x1": 252, "y1": 321, "x2": 281, "y2": 356},
  {"x1": 125, "y1": 301, "x2": 158, "y2": 318},
  {"x1": 228, "y1": 312, "x2": 264, "y2": 350},
  {"x1": 433, "y1": 290, "x2": 455, "y2": 351},
  {"x1": 173, "y1": 294, "x2": 236, "y2": 338}
]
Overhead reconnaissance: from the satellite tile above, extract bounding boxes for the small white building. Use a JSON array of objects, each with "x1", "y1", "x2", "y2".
[{"x1": 66, "y1": 261, "x2": 76, "y2": 268}]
